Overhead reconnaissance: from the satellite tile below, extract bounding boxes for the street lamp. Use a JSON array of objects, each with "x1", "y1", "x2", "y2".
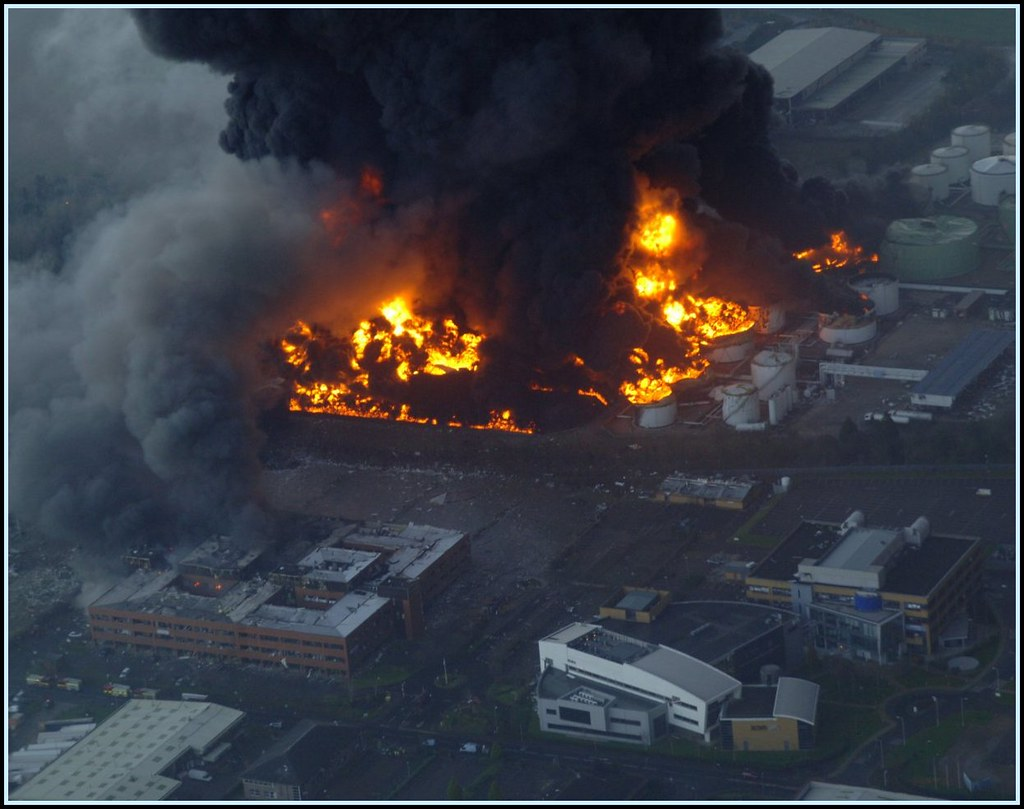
[{"x1": 932, "y1": 695, "x2": 939, "y2": 728}]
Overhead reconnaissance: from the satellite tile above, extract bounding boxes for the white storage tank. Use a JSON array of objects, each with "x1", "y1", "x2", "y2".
[
  {"x1": 634, "y1": 392, "x2": 677, "y2": 429},
  {"x1": 930, "y1": 145, "x2": 970, "y2": 184},
  {"x1": 749, "y1": 302, "x2": 786, "y2": 334},
  {"x1": 750, "y1": 350, "x2": 797, "y2": 401},
  {"x1": 819, "y1": 312, "x2": 878, "y2": 345},
  {"x1": 1003, "y1": 132, "x2": 1015, "y2": 156},
  {"x1": 910, "y1": 163, "x2": 949, "y2": 202},
  {"x1": 849, "y1": 273, "x2": 900, "y2": 317},
  {"x1": 767, "y1": 385, "x2": 794, "y2": 425},
  {"x1": 721, "y1": 383, "x2": 760, "y2": 426},
  {"x1": 952, "y1": 123, "x2": 992, "y2": 164},
  {"x1": 970, "y1": 156, "x2": 1015, "y2": 206},
  {"x1": 707, "y1": 327, "x2": 756, "y2": 364}
]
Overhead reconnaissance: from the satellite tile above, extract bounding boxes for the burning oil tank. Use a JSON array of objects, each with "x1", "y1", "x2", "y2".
[
  {"x1": 707, "y1": 326, "x2": 756, "y2": 364},
  {"x1": 749, "y1": 302, "x2": 786, "y2": 334},
  {"x1": 849, "y1": 273, "x2": 899, "y2": 317},
  {"x1": 952, "y1": 124, "x2": 992, "y2": 165},
  {"x1": 998, "y1": 195, "x2": 1015, "y2": 245},
  {"x1": 721, "y1": 383, "x2": 760, "y2": 426},
  {"x1": 970, "y1": 156, "x2": 1015, "y2": 206},
  {"x1": 930, "y1": 145, "x2": 970, "y2": 184},
  {"x1": 818, "y1": 312, "x2": 877, "y2": 346},
  {"x1": 879, "y1": 216, "x2": 979, "y2": 281},
  {"x1": 1003, "y1": 132, "x2": 1016, "y2": 156},
  {"x1": 634, "y1": 393, "x2": 677, "y2": 429},
  {"x1": 910, "y1": 163, "x2": 949, "y2": 203},
  {"x1": 750, "y1": 350, "x2": 796, "y2": 401}
]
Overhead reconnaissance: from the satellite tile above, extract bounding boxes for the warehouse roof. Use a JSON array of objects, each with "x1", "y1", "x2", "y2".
[
  {"x1": 655, "y1": 474, "x2": 755, "y2": 505},
  {"x1": 881, "y1": 535, "x2": 979, "y2": 598},
  {"x1": 797, "y1": 781, "x2": 936, "y2": 801},
  {"x1": 911, "y1": 329, "x2": 1014, "y2": 405},
  {"x1": 600, "y1": 601, "x2": 793, "y2": 669},
  {"x1": 12, "y1": 700, "x2": 243, "y2": 801},
  {"x1": 798, "y1": 37, "x2": 924, "y2": 112},
  {"x1": 749, "y1": 27, "x2": 880, "y2": 101},
  {"x1": 753, "y1": 520, "x2": 979, "y2": 598}
]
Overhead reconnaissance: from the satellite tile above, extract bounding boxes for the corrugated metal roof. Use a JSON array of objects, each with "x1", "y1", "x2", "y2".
[
  {"x1": 11, "y1": 700, "x2": 243, "y2": 801},
  {"x1": 911, "y1": 329, "x2": 1014, "y2": 401},
  {"x1": 773, "y1": 677, "x2": 819, "y2": 725},
  {"x1": 749, "y1": 28, "x2": 880, "y2": 100}
]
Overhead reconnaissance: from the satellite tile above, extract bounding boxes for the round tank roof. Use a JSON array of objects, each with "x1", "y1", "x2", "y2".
[
  {"x1": 931, "y1": 145, "x2": 968, "y2": 158},
  {"x1": 849, "y1": 272, "x2": 897, "y2": 288},
  {"x1": 884, "y1": 216, "x2": 978, "y2": 245},
  {"x1": 911, "y1": 163, "x2": 947, "y2": 176},
  {"x1": 722, "y1": 382, "x2": 758, "y2": 396},
  {"x1": 751, "y1": 349, "x2": 794, "y2": 367},
  {"x1": 953, "y1": 123, "x2": 991, "y2": 137},
  {"x1": 971, "y1": 155, "x2": 1015, "y2": 175}
]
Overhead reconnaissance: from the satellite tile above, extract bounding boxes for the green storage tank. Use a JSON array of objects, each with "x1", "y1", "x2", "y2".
[
  {"x1": 879, "y1": 216, "x2": 979, "y2": 281},
  {"x1": 998, "y1": 195, "x2": 1015, "y2": 245}
]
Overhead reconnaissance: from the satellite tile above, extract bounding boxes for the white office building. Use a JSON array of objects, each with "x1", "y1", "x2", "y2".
[{"x1": 538, "y1": 623, "x2": 742, "y2": 742}]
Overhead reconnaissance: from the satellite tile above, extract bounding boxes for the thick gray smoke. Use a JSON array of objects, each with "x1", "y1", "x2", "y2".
[
  {"x1": 7, "y1": 11, "x2": 351, "y2": 550},
  {"x1": 9, "y1": 10, "x2": 881, "y2": 551}
]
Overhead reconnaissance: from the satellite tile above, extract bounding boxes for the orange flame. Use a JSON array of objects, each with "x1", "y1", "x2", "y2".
[
  {"x1": 281, "y1": 180, "x2": 765, "y2": 424},
  {"x1": 793, "y1": 230, "x2": 879, "y2": 272},
  {"x1": 280, "y1": 297, "x2": 534, "y2": 433},
  {"x1": 621, "y1": 187, "x2": 753, "y2": 404}
]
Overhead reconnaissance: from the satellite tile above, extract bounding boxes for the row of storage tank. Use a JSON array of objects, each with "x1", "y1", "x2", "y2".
[
  {"x1": 634, "y1": 348, "x2": 800, "y2": 429},
  {"x1": 911, "y1": 124, "x2": 1015, "y2": 208},
  {"x1": 719, "y1": 350, "x2": 798, "y2": 428}
]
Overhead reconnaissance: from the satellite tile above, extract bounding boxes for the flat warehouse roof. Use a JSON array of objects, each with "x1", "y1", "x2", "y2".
[
  {"x1": 11, "y1": 700, "x2": 243, "y2": 801},
  {"x1": 881, "y1": 535, "x2": 978, "y2": 597},
  {"x1": 911, "y1": 329, "x2": 1014, "y2": 404},
  {"x1": 749, "y1": 27, "x2": 880, "y2": 100}
]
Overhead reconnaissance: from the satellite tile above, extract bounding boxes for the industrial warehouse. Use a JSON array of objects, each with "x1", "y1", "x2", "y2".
[
  {"x1": 87, "y1": 523, "x2": 470, "y2": 676},
  {"x1": 10, "y1": 700, "x2": 244, "y2": 801},
  {"x1": 745, "y1": 511, "x2": 985, "y2": 662},
  {"x1": 749, "y1": 27, "x2": 927, "y2": 124}
]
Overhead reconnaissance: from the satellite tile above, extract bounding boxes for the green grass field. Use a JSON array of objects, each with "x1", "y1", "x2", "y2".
[{"x1": 845, "y1": 9, "x2": 1017, "y2": 45}]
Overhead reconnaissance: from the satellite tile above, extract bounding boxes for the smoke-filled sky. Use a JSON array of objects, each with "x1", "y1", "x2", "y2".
[{"x1": 8, "y1": 8, "x2": 875, "y2": 552}]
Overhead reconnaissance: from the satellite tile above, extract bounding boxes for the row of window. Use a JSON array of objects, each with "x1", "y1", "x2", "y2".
[{"x1": 92, "y1": 617, "x2": 345, "y2": 649}]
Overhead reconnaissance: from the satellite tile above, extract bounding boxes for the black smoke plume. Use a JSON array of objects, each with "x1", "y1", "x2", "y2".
[
  {"x1": 133, "y1": 10, "x2": 858, "y2": 418},
  {"x1": 10, "y1": 10, "x2": 892, "y2": 555}
]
